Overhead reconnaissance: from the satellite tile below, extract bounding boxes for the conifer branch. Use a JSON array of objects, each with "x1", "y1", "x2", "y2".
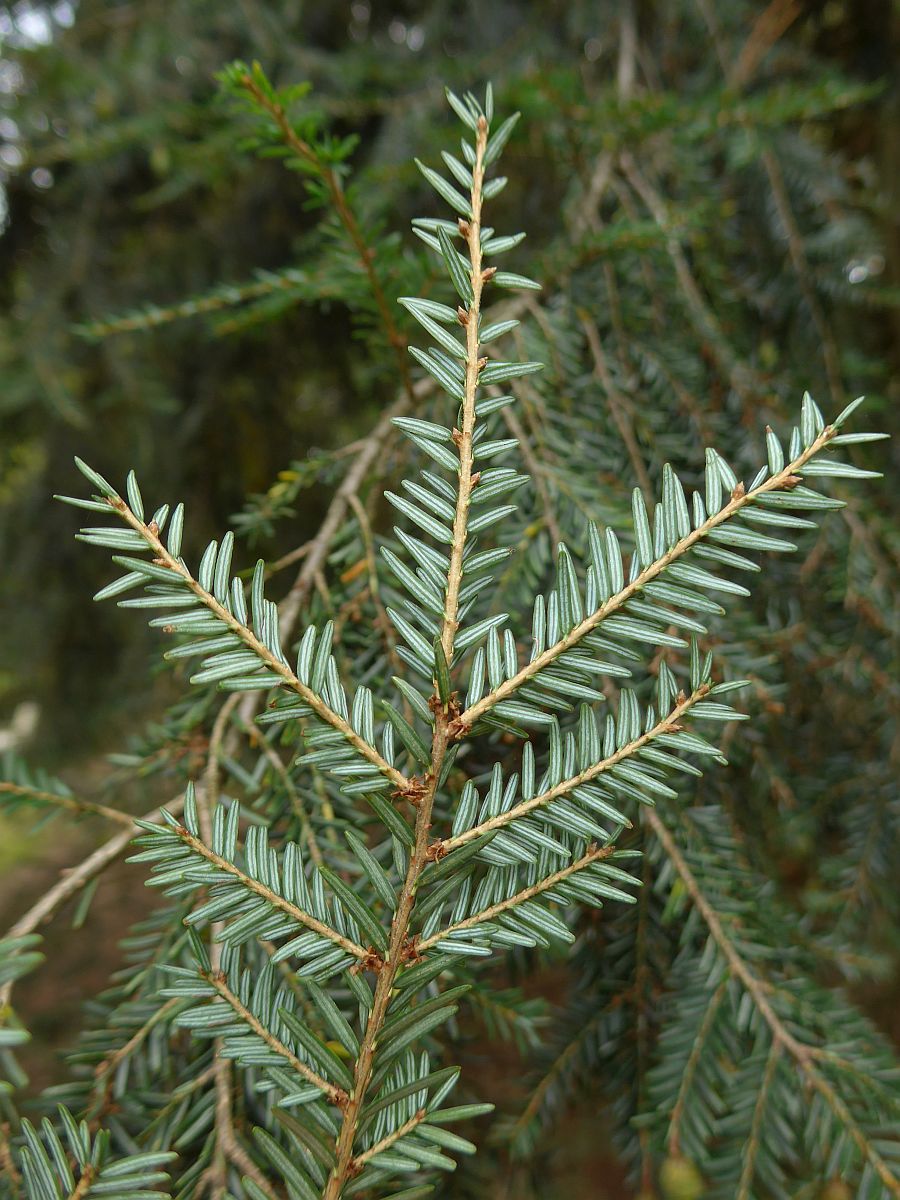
[
  {"x1": 417, "y1": 844, "x2": 615, "y2": 953},
  {"x1": 735, "y1": 1038, "x2": 782, "y2": 1200},
  {"x1": 459, "y1": 425, "x2": 835, "y2": 728},
  {"x1": 235, "y1": 71, "x2": 415, "y2": 403},
  {"x1": 666, "y1": 978, "x2": 728, "y2": 1157},
  {"x1": 167, "y1": 824, "x2": 369, "y2": 962},
  {"x1": 203, "y1": 969, "x2": 348, "y2": 1107},
  {"x1": 442, "y1": 685, "x2": 709, "y2": 852},
  {"x1": 647, "y1": 807, "x2": 900, "y2": 1195},
  {"x1": 351, "y1": 1108, "x2": 427, "y2": 1169},
  {"x1": 110, "y1": 497, "x2": 409, "y2": 792},
  {"x1": 322, "y1": 112, "x2": 492, "y2": 1200}
]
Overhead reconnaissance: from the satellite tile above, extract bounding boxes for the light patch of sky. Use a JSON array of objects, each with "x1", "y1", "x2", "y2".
[{"x1": 0, "y1": 2, "x2": 76, "y2": 228}]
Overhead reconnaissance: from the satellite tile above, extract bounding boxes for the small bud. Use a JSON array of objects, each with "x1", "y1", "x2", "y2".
[
  {"x1": 482, "y1": 266, "x2": 497, "y2": 282},
  {"x1": 818, "y1": 1183, "x2": 852, "y2": 1200},
  {"x1": 659, "y1": 1156, "x2": 704, "y2": 1200},
  {"x1": 457, "y1": 306, "x2": 469, "y2": 326},
  {"x1": 458, "y1": 218, "x2": 471, "y2": 239}
]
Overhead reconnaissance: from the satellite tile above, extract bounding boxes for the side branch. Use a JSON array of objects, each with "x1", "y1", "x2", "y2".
[
  {"x1": 440, "y1": 685, "x2": 709, "y2": 853},
  {"x1": 112, "y1": 499, "x2": 410, "y2": 793},
  {"x1": 647, "y1": 807, "x2": 900, "y2": 1196},
  {"x1": 204, "y1": 970, "x2": 348, "y2": 1108},
  {"x1": 416, "y1": 843, "x2": 615, "y2": 953},
  {"x1": 458, "y1": 424, "x2": 835, "y2": 727},
  {"x1": 168, "y1": 825, "x2": 370, "y2": 963},
  {"x1": 350, "y1": 1109, "x2": 427, "y2": 1170}
]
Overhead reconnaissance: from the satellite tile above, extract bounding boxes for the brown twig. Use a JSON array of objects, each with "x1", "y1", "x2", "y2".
[
  {"x1": 578, "y1": 309, "x2": 653, "y2": 502},
  {"x1": 0, "y1": 781, "x2": 134, "y2": 828}
]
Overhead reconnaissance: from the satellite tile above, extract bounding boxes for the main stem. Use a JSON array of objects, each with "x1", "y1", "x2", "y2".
[{"x1": 322, "y1": 116, "x2": 489, "y2": 1200}]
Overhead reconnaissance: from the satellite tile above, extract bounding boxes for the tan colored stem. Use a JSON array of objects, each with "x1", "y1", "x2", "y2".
[
  {"x1": 459, "y1": 424, "x2": 835, "y2": 728},
  {"x1": 204, "y1": 970, "x2": 346, "y2": 1107},
  {"x1": 440, "y1": 137, "x2": 488, "y2": 662},
  {"x1": 417, "y1": 844, "x2": 614, "y2": 953},
  {"x1": 351, "y1": 1108, "x2": 427, "y2": 1169},
  {"x1": 443, "y1": 685, "x2": 709, "y2": 853},
  {"x1": 322, "y1": 115, "x2": 492, "y2": 1200},
  {"x1": 0, "y1": 781, "x2": 134, "y2": 828},
  {"x1": 172, "y1": 825, "x2": 368, "y2": 962},
  {"x1": 112, "y1": 499, "x2": 409, "y2": 793}
]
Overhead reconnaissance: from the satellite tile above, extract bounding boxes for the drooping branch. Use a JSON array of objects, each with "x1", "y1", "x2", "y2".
[{"x1": 647, "y1": 807, "x2": 900, "y2": 1195}]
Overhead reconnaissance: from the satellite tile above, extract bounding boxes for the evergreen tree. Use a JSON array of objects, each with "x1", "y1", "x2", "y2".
[{"x1": 1, "y1": 4, "x2": 897, "y2": 1198}]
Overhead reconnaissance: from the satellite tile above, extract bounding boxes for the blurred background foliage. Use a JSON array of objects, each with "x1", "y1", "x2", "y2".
[{"x1": 0, "y1": 1, "x2": 898, "y2": 1195}]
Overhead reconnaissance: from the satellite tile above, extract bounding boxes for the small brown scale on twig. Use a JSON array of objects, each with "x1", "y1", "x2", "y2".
[
  {"x1": 446, "y1": 715, "x2": 468, "y2": 741},
  {"x1": 399, "y1": 935, "x2": 423, "y2": 965},
  {"x1": 351, "y1": 948, "x2": 385, "y2": 975},
  {"x1": 392, "y1": 775, "x2": 429, "y2": 808},
  {"x1": 424, "y1": 840, "x2": 447, "y2": 863},
  {"x1": 428, "y1": 693, "x2": 461, "y2": 723}
]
